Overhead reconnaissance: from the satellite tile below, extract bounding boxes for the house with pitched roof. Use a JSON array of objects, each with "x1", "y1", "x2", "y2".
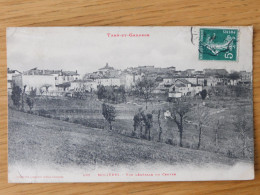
[
  {"x1": 169, "y1": 79, "x2": 202, "y2": 96},
  {"x1": 13, "y1": 68, "x2": 80, "y2": 96}
]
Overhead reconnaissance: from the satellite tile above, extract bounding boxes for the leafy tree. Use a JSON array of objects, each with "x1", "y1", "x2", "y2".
[
  {"x1": 133, "y1": 109, "x2": 153, "y2": 140},
  {"x1": 133, "y1": 110, "x2": 143, "y2": 136},
  {"x1": 97, "y1": 85, "x2": 126, "y2": 103},
  {"x1": 21, "y1": 85, "x2": 27, "y2": 111},
  {"x1": 228, "y1": 72, "x2": 240, "y2": 85},
  {"x1": 155, "y1": 76, "x2": 163, "y2": 82},
  {"x1": 106, "y1": 87, "x2": 115, "y2": 102},
  {"x1": 11, "y1": 85, "x2": 22, "y2": 109},
  {"x1": 143, "y1": 113, "x2": 153, "y2": 141},
  {"x1": 116, "y1": 85, "x2": 126, "y2": 103},
  {"x1": 102, "y1": 103, "x2": 116, "y2": 130},
  {"x1": 26, "y1": 97, "x2": 35, "y2": 112},
  {"x1": 135, "y1": 77, "x2": 156, "y2": 109},
  {"x1": 26, "y1": 88, "x2": 37, "y2": 112},
  {"x1": 167, "y1": 100, "x2": 191, "y2": 147},
  {"x1": 61, "y1": 82, "x2": 71, "y2": 91},
  {"x1": 29, "y1": 88, "x2": 37, "y2": 97},
  {"x1": 200, "y1": 89, "x2": 207, "y2": 100},
  {"x1": 97, "y1": 85, "x2": 106, "y2": 100},
  {"x1": 229, "y1": 72, "x2": 240, "y2": 80}
]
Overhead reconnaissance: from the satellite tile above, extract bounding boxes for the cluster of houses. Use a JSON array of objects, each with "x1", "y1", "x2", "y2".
[{"x1": 7, "y1": 63, "x2": 252, "y2": 98}]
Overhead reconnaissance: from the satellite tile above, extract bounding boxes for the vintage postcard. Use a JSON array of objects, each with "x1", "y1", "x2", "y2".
[{"x1": 7, "y1": 26, "x2": 254, "y2": 182}]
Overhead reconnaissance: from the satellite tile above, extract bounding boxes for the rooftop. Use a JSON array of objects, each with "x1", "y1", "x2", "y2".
[
  {"x1": 175, "y1": 78, "x2": 193, "y2": 85},
  {"x1": 7, "y1": 68, "x2": 21, "y2": 74},
  {"x1": 23, "y1": 68, "x2": 79, "y2": 76}
]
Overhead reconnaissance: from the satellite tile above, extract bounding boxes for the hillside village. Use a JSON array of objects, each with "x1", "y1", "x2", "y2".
[
  {"x1": 8, "y1": 62, "x2": 254, "y2": 162},
  {"x1": 8, "y1": 63, "x2": 252, "y2": 99}
]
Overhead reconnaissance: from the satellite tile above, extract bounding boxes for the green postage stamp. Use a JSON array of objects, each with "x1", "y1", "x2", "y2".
[{"x1": 199, "y1": 28, "x2": 238, "y2": 61}]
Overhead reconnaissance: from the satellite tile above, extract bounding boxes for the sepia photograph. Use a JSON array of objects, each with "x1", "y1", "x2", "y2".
[{"x1": 7, "y1": 27, "x2": 254, "y2": 182}]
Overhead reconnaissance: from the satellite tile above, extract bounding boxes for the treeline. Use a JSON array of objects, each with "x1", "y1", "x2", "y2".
[
  {"x1": 208, "y1": 85, "x2": 252, "y2": 98},
  {"x1": 97, "y1": 85, "x2": 126, "y2": 103}
]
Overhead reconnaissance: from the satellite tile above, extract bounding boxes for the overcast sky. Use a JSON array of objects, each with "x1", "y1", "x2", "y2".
[{"x1": 7, "y1": 27, "x2": 253, "y2": 75}]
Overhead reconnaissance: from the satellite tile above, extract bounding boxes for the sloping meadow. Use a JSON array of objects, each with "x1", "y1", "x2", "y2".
[{"x1": 12, "y1": 94, "x2": 254, "y2": 161}]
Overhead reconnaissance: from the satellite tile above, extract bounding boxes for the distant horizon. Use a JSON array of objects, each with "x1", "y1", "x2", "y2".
[{"x1": 7, "y1": 64, "x2": 252, "y2": 76}]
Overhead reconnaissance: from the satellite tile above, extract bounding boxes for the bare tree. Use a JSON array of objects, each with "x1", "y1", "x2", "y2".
[
  {"x1": 157, "y1": 109, "x2": 163, "y2": 142},
  {"x1": 42, "y1": 84, "x2": 52, "y2": 95},
  {"x1": 213, "y1": 117, "x2": 224, "y2": 149},
  {"x1": 167, "y1": 100, "x2": 191, "y2": 147},
  {"x1": 135, "y1": 77, "x2": 155, "y2": 110},
  {"x1": 214, "y1": 120, "x2": 220, "y2": 148},
  {"x1": 39, "y1": 88, "x2": 44, "y2": 96},
  {"x1": 193, "y1": 105, "x2": 210, "y2": 149},
  {"x1": 21, "y1": 85, "x2": 27, "y2": 111},
  {"x1": 233, "y1": 107, "x2": 251, "y2": 158}
]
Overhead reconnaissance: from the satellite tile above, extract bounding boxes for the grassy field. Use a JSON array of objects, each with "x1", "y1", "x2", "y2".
[
  {"x1": 8, "y1": 93, "x2": 254, "y2": 161},
  {"x1": 8, "y1": 109, "x2": 244, "y2": 168}
]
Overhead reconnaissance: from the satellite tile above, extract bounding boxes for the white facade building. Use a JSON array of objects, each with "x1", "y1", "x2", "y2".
[
  {"x1": 7, "y1": 69, "x2": 21, "y2": 94},
  {"x1": 70, "y1": 80, "x2": 98, "y2": 92},
  {"x1": 12, "y1": 74, "x2": 56, "y2": 95},
  {"x1": 95, "y1": 78, "x2": 121, "y2": 87},
  {"x1": 169, "y1": 79, "x2": 203, "y2": 96},
  {"x1": 168, "y1": 92, "x2": 182, "y2": 98},
  {"x1": 120, "y1": 73, "x2": 137, "y2": 90}
]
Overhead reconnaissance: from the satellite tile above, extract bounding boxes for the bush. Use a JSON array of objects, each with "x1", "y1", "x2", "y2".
[
  {"x1": 227, "y1": 150, "x2": 234, "y2": 158},
  {"x1": 200, "y1": 89, "x2": 207, "y2": 100},
  {"x1": 131, "y1": 131, "x2": 137, "y2": 137},
  {"x1": 73, "y1": 119, "x2": 79, "y2": 124},
  {"x1": 26, "y1": 97, "x2": 35, "y2": 111},
  {"x1": 45, "y1": 114, "x2": 52, "y2": 118},
  {"x1": 38, "y1": 109, "x2": 49, "y2": 117},
  {"x1": 102, "y1": 103, "x2": 116, "y2": 130},
  {"x1": 97, "y1": 85, "x2": 126, "y2": 104},
  {"x1": 165, "y1": 139, "x2": 174, "y2": 145}
]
